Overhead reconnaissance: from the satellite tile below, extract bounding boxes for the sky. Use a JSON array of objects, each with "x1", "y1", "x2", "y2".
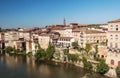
[{"x1": 0, "y1": 0, "x2": 120, "y2": 28}]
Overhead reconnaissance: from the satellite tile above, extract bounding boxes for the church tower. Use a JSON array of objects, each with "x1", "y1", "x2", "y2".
[{"x1": 63, "y1": 18, "x2": 66, "y2": 26}]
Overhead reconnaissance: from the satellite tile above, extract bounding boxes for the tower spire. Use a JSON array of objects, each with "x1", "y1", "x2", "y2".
[{"x1": 63, "y1": 18, "x2": 66, "y2": 26}]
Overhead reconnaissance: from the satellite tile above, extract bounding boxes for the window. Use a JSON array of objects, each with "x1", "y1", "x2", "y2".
[
  {"x1": 115, "y1": 43, "x2": 118, "y2": 48},
  {"x1": 116, "y1": 28, "x2": 118, "y2": 31},
  {"x1": 116, "y1": 25, "x2": 118, "y2": 27},
  {"x1": 111, "y1": 60, "x2": 114, "y2": 65},
  {"x1": 110, "y1": 43, "x2": 112, "y2": 48},
  {"x1": 116, "y1": 35, "x2": 118, "y2": 37},
  {"x1": 116, "y1": 38, "x2": 118, "y2": 40}
]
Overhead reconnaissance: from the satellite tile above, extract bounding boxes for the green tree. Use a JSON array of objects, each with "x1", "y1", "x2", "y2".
[
  {"x1": 27, "y1": 52, "x2": 33, "y2": 57},
  {"x1": 116, "y1": 66, "x2": 120, "y2": 78},
  {"x1": 94, "y1": 45, "x2": 98, "y2": 58},
  {"x1": 46, "y1": 43, "x2": 55, "y2": 60},
  {"x1": 5, "y1": 46, "x2": 13, "y2": 53},
  {"x1": 82, "y1": 57, "x2": 93, "y2": 71},
  {"x1": 78, "y1": 47, "x2": 85, "y2": 52},
  {"x1": 96, "y1": 59, "x2": 109, "y2": 74},
  {"x1": 72, "y1": 41, "x2": 78, "y2": 49},
  {"x1": 85, "y1": 44, "x2": 91, "y2": 53},
  {"x1": 101, "y1": 41, "x2": 106, "y2": 45},
  {"x1": 67, "y1": 54, "x2": 79, "y2": 62},
  {"x1": 34, "y1": 43, "x2": 55, "y2": 61},
  {"x1": 35, "y1": 48, "x2": 46, "y2": 61},
  {"x1": 63, "y1": 49, "x2": 69, "y2": 55}
]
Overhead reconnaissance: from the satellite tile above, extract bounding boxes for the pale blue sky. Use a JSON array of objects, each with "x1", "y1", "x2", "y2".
[{"x1": 0, "y1": 0, "x2": 120, "y2": 28}]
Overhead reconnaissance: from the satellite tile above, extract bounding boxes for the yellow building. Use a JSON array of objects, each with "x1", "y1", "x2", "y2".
[{"x1": 78, "y1": 29, "x2": 107, "y2": 47}]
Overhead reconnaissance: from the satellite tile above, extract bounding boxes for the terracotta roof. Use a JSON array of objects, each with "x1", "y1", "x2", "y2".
[
  {"x1": 52, "y1": 27, "x2": 65, "y2": 30},
  {"x1": 84, "y1": 30, "x2": 105, "y2": 34},
  {"x1": 73, "y1": 28, "x2": 105, "y2": 33},
  {"x1": 39, "y1": 33, "x2": 50, "y2": 36},
  {"x1": 70, "y1": 23, "x2": 78, "y2": 25},
  {"x1": 72, "y1": 28, "x2": 87, "y2": 32},
  {"x1": 78, "y1": 24, "x2": 88, "y2": 26},
  {"x1": 108, "y1": 19, "x2": 120, "y2": 23},
  {"x1": 59, "y1": 37, "x2": 73, "y2": 39}
]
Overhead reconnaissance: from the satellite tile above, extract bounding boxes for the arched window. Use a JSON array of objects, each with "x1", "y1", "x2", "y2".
[
  {"x1": 101, "y1": 55, "x2": 104, "y2": 58},
  {"x1": 111, "y1": 60, "x2": 114, "y2": 65}
]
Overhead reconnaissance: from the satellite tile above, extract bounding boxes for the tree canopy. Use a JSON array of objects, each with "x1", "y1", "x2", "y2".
[
  {"x1": 85, "y1": 43, "x2": 91, "y2": 52},
  {"x1": 72, "y1": 41, "x2": 78, "y2": 49},
  {"x1": 35, "y1": 43, "x2": 55, "y2": 61},
  {"x1": 116, "y1": 66, "x2": 120, "y2": 78},
  {"x1": 96, "y1": 59, "x2": 109, "y2": 74},
  {"x1": 82, "y1": 57, "x2": 93, "y2": 71}
]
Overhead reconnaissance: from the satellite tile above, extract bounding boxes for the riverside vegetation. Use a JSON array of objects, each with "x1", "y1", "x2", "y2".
[{"x1": 4, "y1": 42, "x2": 110, "y2": 77}]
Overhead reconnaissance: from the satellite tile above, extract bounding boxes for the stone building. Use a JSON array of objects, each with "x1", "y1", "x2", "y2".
[
  {"x1": 106, "y1": 19, "x2": 120, "y2": 67},
  {"x1": 38, "y1": 33, "x2": 51, "y2": 49},
  {"x1": 78, "y1": 29, "x2": 107, "y2": 47},
  {"x1": 57, "y1": 37, "x2": 75, "y2": 48}
]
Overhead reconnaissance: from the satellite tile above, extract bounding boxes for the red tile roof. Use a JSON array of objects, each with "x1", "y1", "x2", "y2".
[{"x1": 108, "y1": 19, "x2": 120, "y2": 23}]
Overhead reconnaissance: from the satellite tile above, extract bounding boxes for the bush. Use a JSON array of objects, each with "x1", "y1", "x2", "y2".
[
  {"x1": 35, "y1": 48, "x2": 46, "y2": 61},
  {"x1": 116, "y1": 66, "x2": 120, "y2": 78},
  {"x1": 72, "y1": 41, "x2": 78, "y2": 49},
  {"x1": 67, "y1": 54, "x2": 79, "y2": 62},
  {"x1": 46, "y1": 44, "x2": 55, "y2": 60},
  {"x1": 85, "y1": 44, "x2": 91, "y2": 53},
  {"x1": 5, "y1": 46, "x2": 13, "y2": 53},
  {"x1": 27, "y1": 52, "x2": 33, "y2": 57},
  {"x1": 63, "y1": 49, "x2": 69, "y2": 55},
  {"x1": 96, "y1": 59, "x2": 109, "y2": 74},
  {"x1": 82, "y1": 57, "x2": 93, "y2": 71},
  {"x1": 34, "y1": 43, "x2": 55, "y2": 61}
]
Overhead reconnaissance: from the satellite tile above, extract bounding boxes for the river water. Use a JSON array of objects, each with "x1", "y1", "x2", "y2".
[{"x1": 0, "y1": 54, "x2": 110, "y2": 78}]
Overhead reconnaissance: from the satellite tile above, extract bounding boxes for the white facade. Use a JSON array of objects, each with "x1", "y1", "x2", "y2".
[
  {"x1": 4, "y1": 31, "x2": 18, "y2": 41},
  {"x1": 99, "y1": 24, "x2": 108, "y2": 29},
  {"x1": 18, "y1": 32, "x2": 31, "y2": 40},
  {"x1": 57, "y1": 37, "x2": 75, "y2": 48},
  {"x1": 106, "y1": 19, "x2": 120, "y2": 67},
  {"x1": 65, "y1": 28, "x2": 73, "y2": 37},
  {"x1": 107, "y1": 22, "x2": 120, "y2": 49}
]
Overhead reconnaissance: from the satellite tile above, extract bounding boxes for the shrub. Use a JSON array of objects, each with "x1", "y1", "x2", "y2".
[
  {"x1": 116, "y1": 66, "x2": 120, "y2": 78},
  {"x1": 96, "y1": 59, "x2": 109, "y2": 74}
]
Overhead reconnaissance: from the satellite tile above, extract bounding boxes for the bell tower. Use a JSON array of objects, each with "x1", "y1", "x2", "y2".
[{"x1": 63, "y1": 18, "x2": 66, "y2": 26}]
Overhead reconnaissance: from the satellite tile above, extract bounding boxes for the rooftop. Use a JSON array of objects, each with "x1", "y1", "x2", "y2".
[
  {"x1": 84, "y1": 30, "x2": 105, "y2": 34},
  {"x1": 59, "y1": 37, "x2": 73, "y2": 39},
  {"x1": 108, "y1": 19, "x2": 120, "y2": 23}
]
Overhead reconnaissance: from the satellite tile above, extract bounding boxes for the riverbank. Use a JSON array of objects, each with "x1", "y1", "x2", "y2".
[
  {"x1": 52, "y1": 58, "x2": 114, "y2": 78},
  {"x1": 0, "y1": 53, "x2": 110, "y2": 78}
]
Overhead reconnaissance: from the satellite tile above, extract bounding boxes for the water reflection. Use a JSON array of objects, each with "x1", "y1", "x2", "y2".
[{"x1": 0, "y1": 54, "x2": 110, "y2": 78}]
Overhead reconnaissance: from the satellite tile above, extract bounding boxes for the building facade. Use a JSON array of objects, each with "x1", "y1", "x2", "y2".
[
  {"x1": 106, "y1": 19, "x2": 120, "y2": 67},
  {"x1": 78, "y1": 30, "x2": 107, "y2": 47},
  {"x1": 57, "y1": 37, "x2": 75, "y2": 48},
  {"x1": 38, "y1": 33, "x2": 51, "y2": 49}
]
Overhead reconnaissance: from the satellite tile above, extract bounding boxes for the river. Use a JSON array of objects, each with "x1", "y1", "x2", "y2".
[{"x1": 0, "y1": 54, "x2": 110, "y2": 78}]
